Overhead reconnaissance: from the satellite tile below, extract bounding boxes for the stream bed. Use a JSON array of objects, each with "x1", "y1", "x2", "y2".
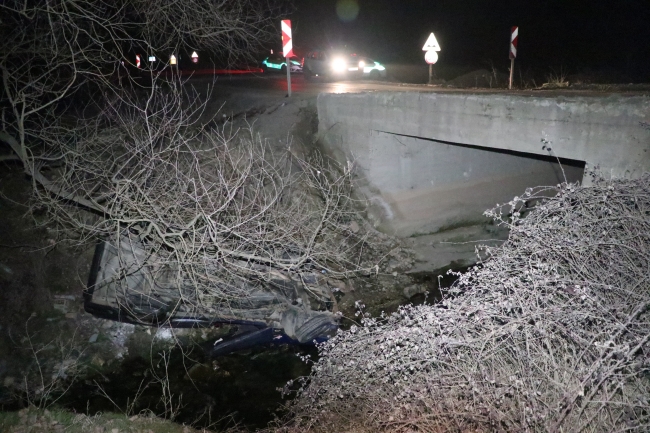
[{"x1": 61, "y1": 343, "x2": 316, "y2": 430}]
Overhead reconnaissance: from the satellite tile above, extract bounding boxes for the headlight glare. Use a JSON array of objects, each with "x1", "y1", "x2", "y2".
[{"x1": 331, "y1": 57, "x2": 347, "y2": 73}]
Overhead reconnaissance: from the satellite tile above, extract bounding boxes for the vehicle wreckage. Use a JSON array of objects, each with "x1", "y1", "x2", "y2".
[{"x1": 85, "y1": 237, "x2": 340, "y2": 356}]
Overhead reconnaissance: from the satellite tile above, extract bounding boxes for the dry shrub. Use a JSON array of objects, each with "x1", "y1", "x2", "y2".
[{"x1": 280, "y1": 174, "x2": 650, "y2": 433}]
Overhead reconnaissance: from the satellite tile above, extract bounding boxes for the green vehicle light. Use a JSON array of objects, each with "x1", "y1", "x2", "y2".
[
  {"x1": 363, "y1": 61, "x2": 385, "y2": 73},
  {"x1": 263, "y1": 58, "x2": 300, "y2": 69},
  {"x1": 263, "y1": 59, "x2": 283, "y2": 69}
]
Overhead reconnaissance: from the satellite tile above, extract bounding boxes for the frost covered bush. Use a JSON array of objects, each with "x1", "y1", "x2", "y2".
[{"x1": 280, "y1": 174, "x2": 650, "y2": 432}]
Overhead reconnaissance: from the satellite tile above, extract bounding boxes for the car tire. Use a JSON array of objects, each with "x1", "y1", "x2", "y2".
[
  {"x1": 294, "y1": 313, "x2": 338, "y2": 343},
  {"x1": 281, "y1": 65, "x2": 287, "y2": 74},
  {"x1": 261, "y1": 64, "x2": 268, "y2": 73},
  {"x1": 369, "y1": 70, "x2": 380, "y2": 80}
]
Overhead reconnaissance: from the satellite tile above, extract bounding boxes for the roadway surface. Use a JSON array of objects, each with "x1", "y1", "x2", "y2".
[
  {"x1": 193, "y1": 72, "x2": 442, "y2": 97},
  {"x1": 189, "y1": 71, "x2": 650, "y2": 98}
]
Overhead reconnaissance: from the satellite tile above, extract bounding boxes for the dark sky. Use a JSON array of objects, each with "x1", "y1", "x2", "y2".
[{"x1": 286, "y1": 0, "x2": 650, "y2": 80}]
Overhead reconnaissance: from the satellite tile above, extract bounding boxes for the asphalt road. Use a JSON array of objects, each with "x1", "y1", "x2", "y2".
[
  {"x1": 191, "y1": 71, "x2": 650, "y2": 98},
  {"x1": 195, "y1": 72, "x2": 434, "y2": 97}
]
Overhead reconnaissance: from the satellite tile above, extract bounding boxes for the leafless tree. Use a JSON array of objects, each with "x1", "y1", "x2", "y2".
[
  {"x1": 47, "y1": 81, "x2": 374, "y2": 308},
  {"x1": 1, "y1": 0, "x2": 284, "y2": 207},
  {"x1": 1, "y1": 1, "x2": 378, "y2": 316}
]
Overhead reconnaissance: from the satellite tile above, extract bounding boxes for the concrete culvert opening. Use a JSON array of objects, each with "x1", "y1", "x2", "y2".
[
  {"x1": 355, "y1": 131, "x2": 585, "y2": 275},
  {"x1": 365, "y1": 131, "x2": 585, "y2": 238}
]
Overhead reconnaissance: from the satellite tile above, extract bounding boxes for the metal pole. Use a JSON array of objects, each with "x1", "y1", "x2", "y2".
[
  {"x1": 286, "y1": 56, "x2": 292, "y2": 97},
  {"x1": 429, "y1": 63, "x2": 432, "y2": 84},
  {"x1": 509, "y1": 57, "x2": 515, "y2": 89}
]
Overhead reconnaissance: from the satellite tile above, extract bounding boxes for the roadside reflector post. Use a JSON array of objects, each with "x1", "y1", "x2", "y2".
[
  {"x1": 509, "y1": 26, "x2": 518, "y2": 89},
  {"x1": 282, "y1": 19, "x2": 294, "y2": 97}
]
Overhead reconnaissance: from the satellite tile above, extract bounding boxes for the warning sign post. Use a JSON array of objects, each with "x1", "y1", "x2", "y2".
[
  {"x1": 281, "y1": 20, "x2": 293, "y2": 97},
  {"x1": 509, "y1": 26, "x2": 518, "y2": 89},
  {"x1": 422, "y1": 32, "x2": 441, "y2": 84}
]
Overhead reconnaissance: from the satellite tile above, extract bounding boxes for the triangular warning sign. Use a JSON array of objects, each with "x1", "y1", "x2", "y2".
[{"x1": 422, "y1": 33, "x2": 441, "y2": 51}]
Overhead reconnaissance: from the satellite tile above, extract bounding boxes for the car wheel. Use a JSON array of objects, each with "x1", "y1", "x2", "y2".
[
  {"x1": 281, "y1": 65, "x2": 287, "y2": 74},
  {"x1": 369, "y1": 70, "x2": 380, "y2": 80},
  {"x1": 261, "y1": 64, "x2": 268, "y2": 73}
]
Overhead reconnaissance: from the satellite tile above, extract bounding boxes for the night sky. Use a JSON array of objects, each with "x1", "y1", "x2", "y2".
[{"x1": 287, "y1": 0, "x2": 650, "y2": 80}]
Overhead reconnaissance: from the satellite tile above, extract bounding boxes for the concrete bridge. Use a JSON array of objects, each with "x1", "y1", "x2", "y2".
[{"x1": 317, "y1": 91, "x2": 650, "y2": 238}]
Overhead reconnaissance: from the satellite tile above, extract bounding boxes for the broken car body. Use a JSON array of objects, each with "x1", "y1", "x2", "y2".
[{"x1": 85, "y1": 237, "x2": 339, "y2": 354}]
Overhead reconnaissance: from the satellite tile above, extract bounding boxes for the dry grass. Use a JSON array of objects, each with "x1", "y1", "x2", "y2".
[{"x1": 277, "y1": 174, "x2": 650, "y2": 433}]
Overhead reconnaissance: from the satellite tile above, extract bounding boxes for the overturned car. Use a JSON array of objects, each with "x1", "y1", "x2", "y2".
[{"x1": 85, "y1": 236, "x2": 340, "y2": 354}]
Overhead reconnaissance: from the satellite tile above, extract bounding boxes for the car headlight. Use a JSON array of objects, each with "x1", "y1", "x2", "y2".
[
  {"x1": 331, "y1": 57, "x2": 347, "y2": 73},
  {"x1": 358, "y1": 60, "x2": 365, "y2": 68}
]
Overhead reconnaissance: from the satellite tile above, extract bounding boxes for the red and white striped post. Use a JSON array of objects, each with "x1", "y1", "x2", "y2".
[
  {"x1": 281, "y1": 20, "x2": 294, "y2": 97},
  {"x1": 509, "y1": 26, "x2": 518, "y2": 89}
]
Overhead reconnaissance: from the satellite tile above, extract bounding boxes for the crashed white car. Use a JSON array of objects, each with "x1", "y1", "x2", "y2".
[{"x1": 84, "y1": 237, "x2": 339, "y2": 354}]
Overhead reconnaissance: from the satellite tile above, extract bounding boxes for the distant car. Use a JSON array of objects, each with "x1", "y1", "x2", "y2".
[
  {"x1": 303, "y1": 49, "x2": 365, "y2": 80},
  {"x1": 358, "y1": 57, "x2": 387, "y2": 79},
  {"x1": 261, "y1": 54, "x2": 302, "y2": 73}
]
